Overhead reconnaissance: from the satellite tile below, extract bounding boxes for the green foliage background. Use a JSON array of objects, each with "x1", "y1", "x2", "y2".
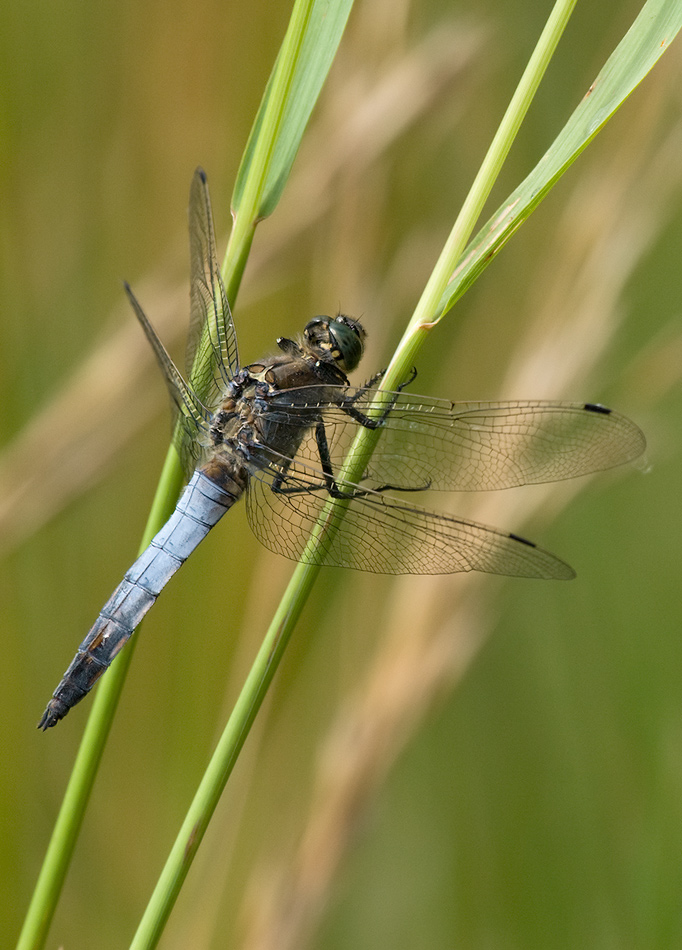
[{"x1": 2, "y1": 0, "x2": 682, "y2": 947}]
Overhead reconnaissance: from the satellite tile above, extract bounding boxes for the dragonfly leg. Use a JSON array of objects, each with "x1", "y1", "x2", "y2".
[
  {"x1": 314, "y1": 421, "x2": 353, "y2": 497},
  {"x1": 314, "y1": 414, "x2": 431, "y2": 496},
  {"x1": 356, "y1": 369, "x2": 386, "y2": 392},
  {"x1": 271, "y1": 421, "x2": 430, "y2": 502},
  {"x1": 395, "y1": 366, "x2": 418, "y2": 390},
  {"x1": 352, "y1": 365, "x2": 417, "y2": 400},
  {"x1": 270, "y1": 423, "x2": 338, "y2": 496},
  {"x1": 342, "y1": 366, "x2": 419, "y2": 428},
  {"x1": 269, "y1": 456, "x2": 326, "y2": 496},
  {"x1": 269, "y1": 423, "x2": 353, "y2": 498}
]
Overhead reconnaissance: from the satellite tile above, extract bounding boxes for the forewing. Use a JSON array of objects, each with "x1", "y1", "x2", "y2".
[
  {"x1": 186, "y1": 167, "x2": 239, "y2": 409},
  {"x1": 263, "y1": 390, "x2": 646, "y2": 492},
  {"x1": 245, "y1": 456, "x2": 574, "y2": 579},
  {"x1": 125, "y1": 282, "x2": 210, "y2": 474}
]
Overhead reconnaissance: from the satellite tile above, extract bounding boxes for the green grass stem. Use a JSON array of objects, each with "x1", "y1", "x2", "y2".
[
  {"x1": 128, "y1": 1, "x2": 578, "y2": 945},
  {"x1": 18, "y1": 2, "x2": 354, "y2": 948},
  {"x1": 18, "y1": 0, "x2": 682, "y2": 947},
  {"x1": 129, "y1": 0, "x2": 682, "y2": 944}
]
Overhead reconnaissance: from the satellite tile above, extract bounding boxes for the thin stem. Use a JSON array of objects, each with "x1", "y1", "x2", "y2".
[
  {"x1": 129, "y1": 567, "x2": 318, "y2": 949},
  {"x1": 16, "y1": 451, "x2": 182, "y2": 950},
  {"x1": 388, "y1": 0, "x2": 578, "y2": 388},
  {"x1": 126, "y1": 3, "x2": 577, "y2": 948},
  {"x1": 224, "y1": 0, "x2": 315, "y2": 281},
  {"x1": 19, "y1": 2, "x2": 339, "y2": 948}
]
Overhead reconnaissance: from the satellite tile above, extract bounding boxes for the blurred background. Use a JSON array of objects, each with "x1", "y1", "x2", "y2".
[{"x1": 2, "y1": 0, "x2": 682, "y2": 947}]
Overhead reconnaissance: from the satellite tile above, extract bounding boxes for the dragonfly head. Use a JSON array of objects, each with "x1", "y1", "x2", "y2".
[{"x1": 303, "y1": 314, "x2": 366, "y2": 373}]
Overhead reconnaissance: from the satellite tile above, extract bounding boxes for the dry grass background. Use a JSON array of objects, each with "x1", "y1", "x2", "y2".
[{"x1": 2, "y1": 1, "x2": 682, "y2": 948}]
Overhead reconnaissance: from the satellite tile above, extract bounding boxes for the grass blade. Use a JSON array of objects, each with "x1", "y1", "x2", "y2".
[
  {"x1": 438, "y1": 0, "x2": 682, "y2": 321},
  {"x1": 19, "y1": 4, "x2": 355, "y2": 950},
  {"x1": 232, "y1": 0, "x2": 354, "y2": 220},
  {"x1": 132, "y1": 2, "x2": 682, "y2": 943}
]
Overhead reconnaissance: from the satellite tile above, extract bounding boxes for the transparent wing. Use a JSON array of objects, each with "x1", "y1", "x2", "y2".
[
  {"x1": 262, "y1": 390, "x2": 646, "y2": 492},
  {"x1": 124, "y1": 282, "x2": 210, "y2": 473},
  {"x1": 186, "y1": 167, "x2": 239, "y2": 409},
  {"x1": 245, "y1": 455, "x2": 575, "y2": 579}
]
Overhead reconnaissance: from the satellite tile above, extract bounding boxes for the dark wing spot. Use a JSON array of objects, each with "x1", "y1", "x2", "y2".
[{"x1": 508, "y1": 532, "x2": 536, "y2": 548}]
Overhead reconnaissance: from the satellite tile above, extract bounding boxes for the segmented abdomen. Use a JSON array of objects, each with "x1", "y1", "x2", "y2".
[{"x1": 38, "y1": 471, "x2": 240, "y2": 729}]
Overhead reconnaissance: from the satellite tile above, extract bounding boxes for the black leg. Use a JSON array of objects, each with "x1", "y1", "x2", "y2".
[
  {"x1": 270, "y1": 362, "x2": 425, "y2": 500},
  {"x1": 270, "y1": 424, "x2": 337, "y2": 496},
  {"x1": 271, "y1": 421, "x2": 430, "y2": 500},
  {"x1": 341, "y1": 366, "x2": 419, "y2": 428}
]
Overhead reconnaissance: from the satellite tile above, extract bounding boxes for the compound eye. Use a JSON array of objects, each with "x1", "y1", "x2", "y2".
[{"x1": 329, "y1": 316, "x2": 365, "y2": 372}]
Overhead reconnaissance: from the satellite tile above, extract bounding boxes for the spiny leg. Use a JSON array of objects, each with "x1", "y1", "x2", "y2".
[
  {"x1": 341, "y1": 366, "x2": 418, "y2": 428},
  {"x1": 271, "y1": 421, "x2": 429, "y2": 499}
]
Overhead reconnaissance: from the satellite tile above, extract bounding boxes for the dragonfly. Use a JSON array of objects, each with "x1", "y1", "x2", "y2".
[{"x1": 39, "y1": 168, "x2": 646, "y2": 729}]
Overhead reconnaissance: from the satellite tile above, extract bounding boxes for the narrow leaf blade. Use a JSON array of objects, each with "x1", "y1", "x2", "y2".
[
  {"x1": 232, "y1": 0, "x2": 354, "y2": 220},
  {"x1": 439, "y1": 0, "x2": 682, "y2": 319}
]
